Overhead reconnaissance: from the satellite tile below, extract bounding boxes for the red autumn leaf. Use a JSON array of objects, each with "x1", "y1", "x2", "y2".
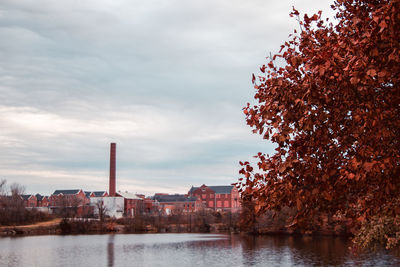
[
  {"x1": 363, "y1": 162, "x2": 374, "y2": 172},
  {"x1": 379, "y1": 20, "x2": 388, "y2": 32},
  {"x1": 291, "y1": 6, "x2": 299, "y2": 16},
  {"x1": 236, "y1": 0, "x2": 400, "y2": 236},
  {"x1": 296, "y1": 198, "x2": 302, "y2": 210},
  {"x1": 367, "y1": 69, "x2": 377, "y2": 77}
]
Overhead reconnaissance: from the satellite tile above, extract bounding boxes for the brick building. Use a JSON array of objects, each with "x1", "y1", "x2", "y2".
[
  {"x1": 49, "y1": 189, "x2": 91, "y2": 216},
  {"x1": 49, "y1": 189, "x2": 89, "y2": 207},
  {"x1": 116, "y1": 191, "x2": 143, "y2": 217},
  {"x1": 152, "y1": 194, "x2": 200, "y2": 214},
  {"x1": 21, "y1": 194, "x2": 37, "y2": 207},
  {"x1": 188, "y1": 184, "x2": 240, "y2": 212},
  {"x1": 35, "y1": 194, "x2": 49, "y2": 207},
  {"x1": 85, "y1": 191, "x2": 109, "y2": 198}
]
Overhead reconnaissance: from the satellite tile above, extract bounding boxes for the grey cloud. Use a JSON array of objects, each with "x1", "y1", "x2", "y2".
[{"x1": 0, "y1": 0, "x2": 334, "y2": 195}]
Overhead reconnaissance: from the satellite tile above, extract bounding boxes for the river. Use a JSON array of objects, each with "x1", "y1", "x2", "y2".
[{"x1": 0, "y1": 234, "x2": 399, "y2": 266}]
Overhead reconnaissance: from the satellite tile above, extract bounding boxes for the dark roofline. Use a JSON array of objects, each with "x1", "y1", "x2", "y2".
[
  {"x1": 153, "y1": 194, "x2": 197, "y2": 203},
  {"x1": 52, "y1": 189, "x2": 82, "y2": 195},
  {"x1": 189, "y1": 185, "x2": 235, "y2": 194},
  {"x1": 21, "y1": 194, "x2": 34, "y2": 200},
  {"x1": 92, "y1": 191, "x2": 107, "y2": 197}
]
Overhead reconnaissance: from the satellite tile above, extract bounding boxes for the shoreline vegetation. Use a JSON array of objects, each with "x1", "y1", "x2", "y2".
[
  {"x1": 0, "y1": 180, "x2": 352, "y2": 239},
  {"x1": 0, "y1": 208, "x2": 353, "y2": 238}
]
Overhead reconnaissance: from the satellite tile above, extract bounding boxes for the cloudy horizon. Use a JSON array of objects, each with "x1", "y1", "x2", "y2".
[{"x1": 0, "y1": 0, "x2": 335, "y2": 196}]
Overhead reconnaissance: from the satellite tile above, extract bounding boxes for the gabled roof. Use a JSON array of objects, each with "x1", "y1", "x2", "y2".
[
  {"x1": 188, "y1": 186, "x2": 197, "y2": 194},
  {"x1": 92, "y1": 191, "x2": 107, "y2": 197},
  {"x1": 209, "y1": 185, "x2": 234, "y2": 194},
  {"x1": 153, "y1": 194, "x2": 197, "y2": 203},
  {"x1": 21, "y1": 194, "x2": 34, "y2": 200},
  {"x1": 116, "y1": 191, "x2": 142, "y2": 200},
  {"x1": 35, "y1": 194, "x2": 49, "y2": 201},
  {"x1": 189, "y1": 185, "x2": 234, "y2": 194},
  {"x1": 52, "y1": 189, "x2": 81, "y2": 195}
]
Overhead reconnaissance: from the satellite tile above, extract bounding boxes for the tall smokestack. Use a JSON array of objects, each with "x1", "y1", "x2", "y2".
[{"x1": 109, "y1": 143, "x2": 116, "y2": 197}]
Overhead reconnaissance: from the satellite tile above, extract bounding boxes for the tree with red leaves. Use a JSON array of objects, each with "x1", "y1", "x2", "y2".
[{"x1": 237, "y1": 0, "x2": 400, "y2": 240}]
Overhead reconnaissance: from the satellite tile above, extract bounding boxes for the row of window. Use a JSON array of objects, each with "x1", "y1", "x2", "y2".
[
  {"x1": 201, "y1": 194, "x2": 230, "y2": 199},
  {"x1": 205, "y1": 200, "x2": 230, "y2": 208},
  {"x1": 183, "y1": 203, "x2": 195, "y2": 209}
]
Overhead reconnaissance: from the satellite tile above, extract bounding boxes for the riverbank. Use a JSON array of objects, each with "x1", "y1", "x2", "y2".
[
  {"x1": 0, "y1": 218, "x2": 239, "y2": 237},
  {"x1": 0, "y1": 212, "x2": 351, "y2": 237},
  {"x1": 0, "y1": 218, "x2": 62, "y2": 236}
]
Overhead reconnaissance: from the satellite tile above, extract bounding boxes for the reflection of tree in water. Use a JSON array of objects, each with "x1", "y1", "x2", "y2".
[
  {"x1": 240, "y1": 235, "x2": 259, "y2": 266},
  {"x1": 239, "y1": 235, "x2": 351, "y2": 266},
  {"x1": 287, "y1": 236, "x2": 350, "y2": 266},
  {"x1": 107, "y1": 235, "x2": 115, "y2": 267},
  {"x1": 187, "y1": 237, "x2": 234, "y2": 250}
]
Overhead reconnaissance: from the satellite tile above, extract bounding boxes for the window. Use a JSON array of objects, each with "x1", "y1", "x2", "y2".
[
  {"x1": 208, "y1": 201, "x2": 214, "y2": 207},
  {"x1": 217, "y1": 201, "x2": 222, "y2": 207},
  {"x1": 224, "y1": 201, "x2": 229, "y2": 207},
  {"x1": 202, "y1": 194, "x2": 206, "y2": 199},
  {"x1": 210, "y1": 194, "x2": 214, "y2": 198}
]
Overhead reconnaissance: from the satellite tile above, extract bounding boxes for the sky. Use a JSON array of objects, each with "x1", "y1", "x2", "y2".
[{"x1": 0, "y1": 0, "x2": 335, "y2": 196}]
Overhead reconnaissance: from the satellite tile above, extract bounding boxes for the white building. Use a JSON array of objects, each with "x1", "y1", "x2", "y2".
[{"x1": 90, "y1": 196, "x2": 124, "y2": 219}]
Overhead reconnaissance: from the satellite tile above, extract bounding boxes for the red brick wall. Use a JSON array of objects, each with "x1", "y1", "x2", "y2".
[
  {"x1": 49, "y1": 190, "x2": 89, "y2": 207},
  {"x1": 109, "y1": 143, "x2": 116, "y2": 196},
  {"x1": 41, "y1": 197, "x2": 49, "y2": 207},
  {"x1": 192, "y1": 185, "x2": 216, "y2": 210},
  {"x1": 24, "y1": 195, "x2": 37, "y2": 207},
  {"x1": 159, "y1": 201, "x2": 197, "y2": 213},
  {"x1": 190, "y1": 185, "x2": 241, "y2": 211},
  {"x1": 124, "y1": 198, "x2": 144, "y2": 217}
]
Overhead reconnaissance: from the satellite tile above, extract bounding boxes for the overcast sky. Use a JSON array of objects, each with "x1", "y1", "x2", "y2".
[{"x1": 0, "y1": 0, "x2": 335, "y2": 196}]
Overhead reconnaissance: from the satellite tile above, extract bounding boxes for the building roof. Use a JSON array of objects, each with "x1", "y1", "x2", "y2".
[
  {"x1": 116, "y1": 191, "x2": 142, "y2": 200},
  {"x1": 92, "y1": 191, "x2": 107, "y2": 197},
  {"x1": 52, "y1": 189, "x2": 81, "y2": 195},
  {"x1": 153, "y1": 194, "x2": 197, "y2": 203},
  {"x1": 21, "y1": 194, "x2": 34, "y2": 200},
  {"x1": 189, "y1": 185, "x2": 234, "y2": 194},
  {"x1": 35, "y1": 194, "x2": 47, "y2": 201},
  {"x1": 85, "y1": 191, "x2": 107, "y2": 198}
]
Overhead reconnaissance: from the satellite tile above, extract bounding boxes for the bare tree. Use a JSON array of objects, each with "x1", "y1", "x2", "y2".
[
  {"x1": 0, "y1": 179, "x2": 7, "y2": 224},
  {"x1": 0, "y1": 180, "x2": 51, "y2": 226},
  {"x1": 0, "y1": 179, "x2": 6, "y2": 196},
  {"x1": 9, "y1": 182, "x2": 25, "y2": 196},
  {"x1": 96, "y1": 200, "x2": 108, "y2": 220},
  {"x1": 94, "y1": 199, "x2": 108, "y2": 232},
  {"x1": 0, "y1": 181, "x2": 26, "y2": 225},
  {"x1": 0, "y1": 179, "x2": 6, "y2": 208},
  {"x1": 58, "y1": 195, "x2": 82, "y2": 219}
]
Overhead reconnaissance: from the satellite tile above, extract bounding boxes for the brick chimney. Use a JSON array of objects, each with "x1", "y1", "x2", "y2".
[{"x1": 109, "y1": 143, "x2": 116, "y2": 197}]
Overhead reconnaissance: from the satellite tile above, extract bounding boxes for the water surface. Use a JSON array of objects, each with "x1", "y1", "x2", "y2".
[{"x1": 0, "y1": 234, "x2": 399, "y2": 266}]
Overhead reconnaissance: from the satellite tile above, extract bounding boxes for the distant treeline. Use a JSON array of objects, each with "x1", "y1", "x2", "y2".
[{"x1": 0, "y1": 179, "x2": 53, "y2": 226}]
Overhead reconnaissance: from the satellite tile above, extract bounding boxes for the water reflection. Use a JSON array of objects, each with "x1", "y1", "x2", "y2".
[
  {"x1": 239, "y1": 235, "x2": 351, "y2": 266},
  {"x1": 0, "y1": 234, "x2": 399, "y2": 266},
  {"x1": 107, "y1": 235, "x2": 115, "y2": 267}
]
